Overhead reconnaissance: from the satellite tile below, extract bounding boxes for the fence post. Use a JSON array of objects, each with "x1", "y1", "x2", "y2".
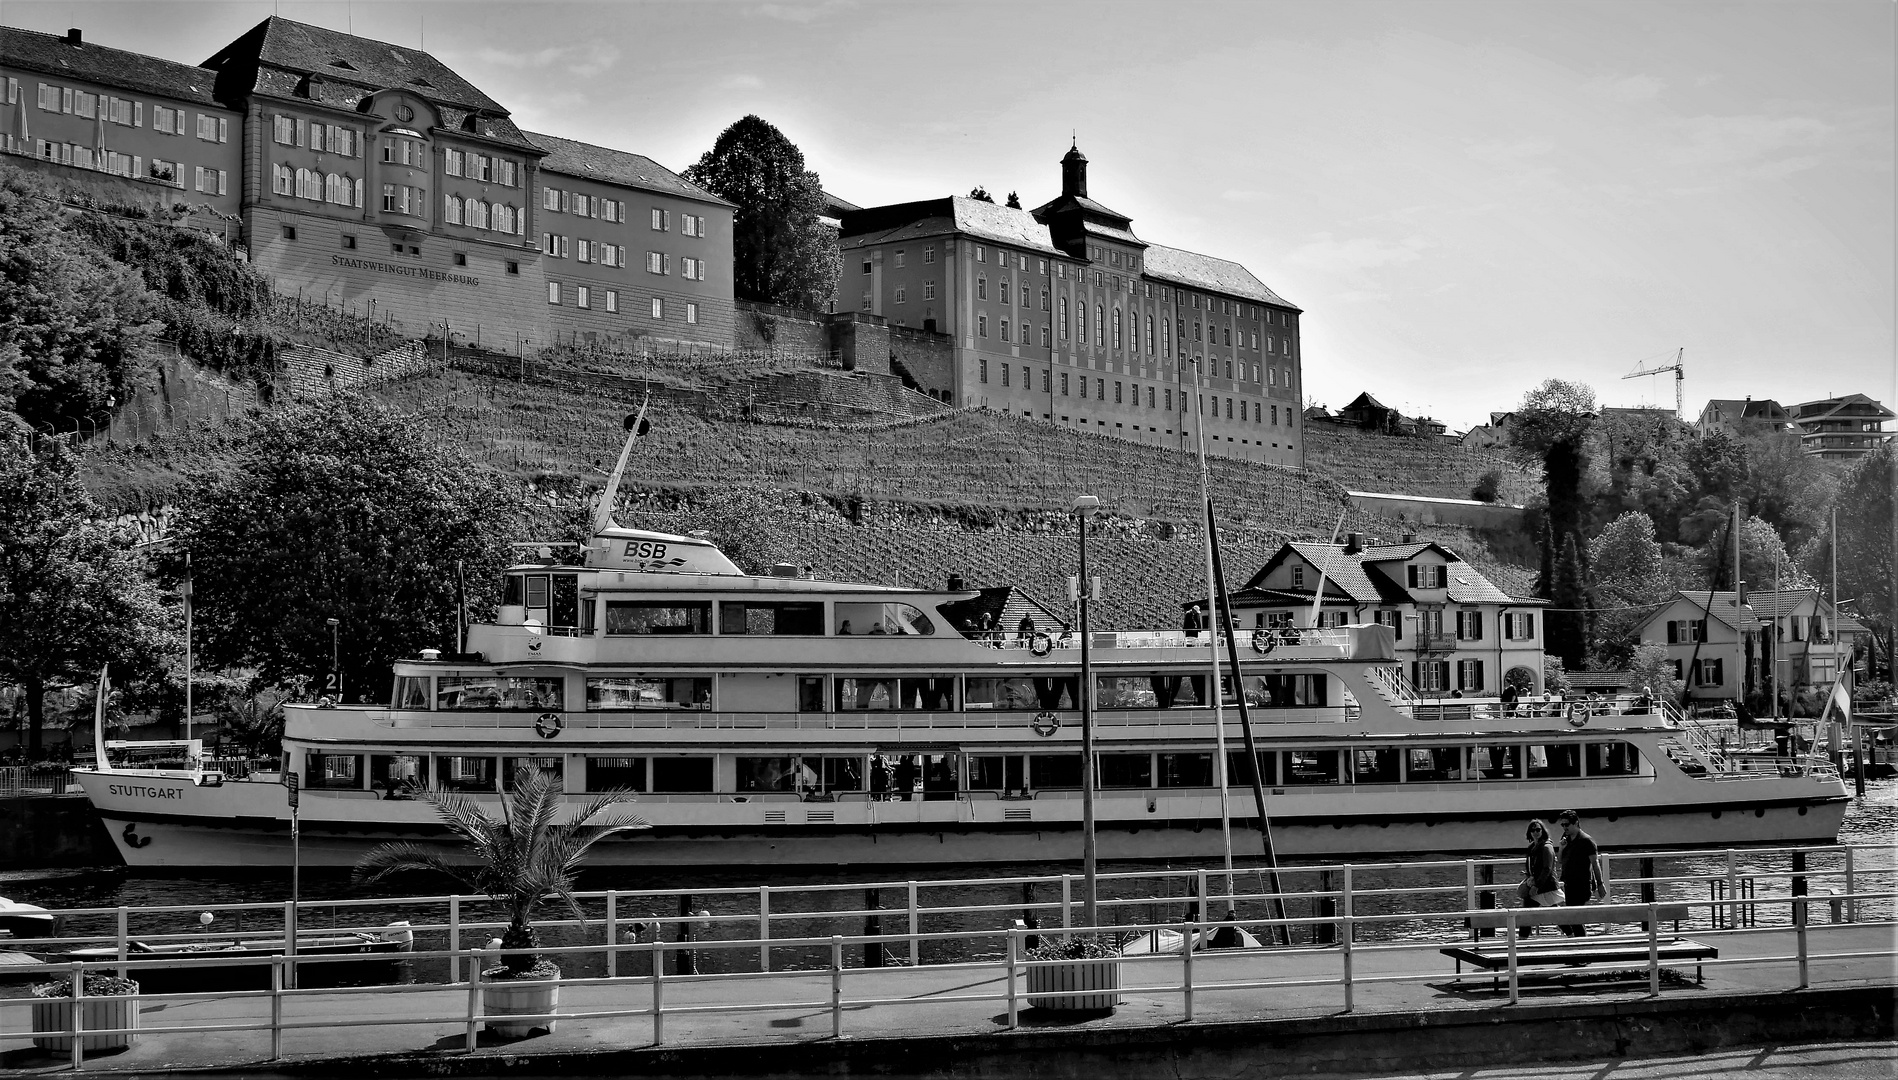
[
  {"x1": 116, "y1": 907, "x2": 129, "y2": 977},
  {"x1": 1183, "y1": 917, "x2": 1197, "y2": 1021},
  {"x1": 1005, "y1": 927, "x2": 1019, "y2": 1030},
  {"x1": 1795, "y1": 891, "x2": 1809, "y2": 989},
  {"x1": 1062, "y1": 874, "x2": 1074, "y2": 929},
  {"x1": 464, "y1": 949, "x2": 481, "y2": 1051},
  {"x1": 606, "y1": 891, "x2": 618, "y2": 979},
  {"x1": 650, "y1": 940, "x2": 666, "y2": 1045},
  {"x1": 908, "y1": 881, "x2": 920, "y2": 966},
  {"x1": 830, "y1": 935, "x2": 845, "y2": 1039},
  {"x1": 69, "y1": 960, "x2": 85, "y2": 1071},
  {"x1": 1340, "y1": 867, "x2": 1355, "y2": 1013},
  {"x1": 1646, "y1": 902, "x2": 1661, "y2": 997},
  {"x1": 449, "y1": 896, "x2": 462, "y2": 983},
  {"x1": 1505, "y1": 910, "x2": 1519, "y2": 1005},
  {"x1": 759, "y1": 887, "x2": 771, "y2": 972},
  {"x1": 1843, "y1": 846, "x2": 1857, "y2": 923},
  {"x1": 1640, "y1": 857, "x2": 1657, "y2": 906},
  {"x1": 1725, "y1": 849, "x2": 1738, "y2": 930},
  {"x1": 270, "y1": 956, "x2": 284, "y2": 1060},
  {"x1": 1464, "y1": 860, "x2": 1478, "y2": 940}
]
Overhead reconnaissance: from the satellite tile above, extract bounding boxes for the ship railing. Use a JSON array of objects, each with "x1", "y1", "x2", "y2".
[
  {"x1": 388, "y1": 705, "x2": 1359, "y2": 732},
  {"x1": 8, "y1": 845, "x2": 1890, "y2": 1067},
  {"x1": 977, "y1": 628, "x2": 1354, "y2": 653}
]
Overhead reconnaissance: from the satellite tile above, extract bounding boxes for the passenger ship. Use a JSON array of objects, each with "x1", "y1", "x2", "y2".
[{"x1": 72, "y1": 438, "x2": 1850, "y2": 869}]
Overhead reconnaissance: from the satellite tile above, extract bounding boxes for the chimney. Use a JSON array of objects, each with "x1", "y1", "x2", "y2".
[
  {"x1": 1401, "y1": 531, "x2": 1417, "y2": 544},
  {"x1": 1060, "y1": 142, "x2": 1088, "y2": 199},
  {"x1": 1343, "y1": 533, "x2": 1362, "y2": 555},
  {"x1": 65, "y1": 27, "x2": 82, "y2": 45}
]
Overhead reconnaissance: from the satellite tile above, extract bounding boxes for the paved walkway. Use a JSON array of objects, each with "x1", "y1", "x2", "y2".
[{"x1": 0, "y1": 923, "x2": 1891, "y2": 1075}]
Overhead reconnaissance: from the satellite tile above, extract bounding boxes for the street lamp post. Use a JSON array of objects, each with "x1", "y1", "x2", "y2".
[
  {"x1": 326, "y1": 617, "x2": 341, "y2": 702},
  {"x1": 1073, "y1": 494, "x2": 1101, "y2": 931}
]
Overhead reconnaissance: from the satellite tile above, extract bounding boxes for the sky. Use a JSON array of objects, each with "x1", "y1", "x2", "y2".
[{"x1": 12, "y1": 0, "x2": 1894, "y2": 431}]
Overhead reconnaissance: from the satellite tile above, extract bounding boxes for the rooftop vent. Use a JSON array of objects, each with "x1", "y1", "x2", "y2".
[
  {"x1": 409, "y1": 77, "x2": 434, "y2": 87},
  {"x1": 1342, "y1": 533, "x2": 1362, "y2": 555}
]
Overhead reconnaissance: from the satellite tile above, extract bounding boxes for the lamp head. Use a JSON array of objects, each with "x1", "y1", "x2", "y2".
[
  {"x1": 326, "y1": 617, "x2": 339, "y2": 627},
  {"x1": 1072, "y1": 495, "x2": 1100, "y2": 517}
]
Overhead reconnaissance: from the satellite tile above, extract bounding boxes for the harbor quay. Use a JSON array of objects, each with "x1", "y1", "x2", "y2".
[{"x1": 1, "y1": 852, "x2": 1892, "y2": 1077}]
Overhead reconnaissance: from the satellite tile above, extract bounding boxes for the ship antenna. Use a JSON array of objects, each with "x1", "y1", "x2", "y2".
[{"x1": 593, "y1": 395, "x2": 652, "y2": 535}]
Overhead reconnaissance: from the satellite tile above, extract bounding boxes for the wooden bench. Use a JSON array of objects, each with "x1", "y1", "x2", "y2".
[{"x1": 1446, "y1": 905, "x2": 1715, "y2": 986}]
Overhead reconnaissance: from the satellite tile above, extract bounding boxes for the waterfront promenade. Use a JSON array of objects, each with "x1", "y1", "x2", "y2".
[{"x1": 2, "y1": 917, "x2": 1891, "y2": 1077}]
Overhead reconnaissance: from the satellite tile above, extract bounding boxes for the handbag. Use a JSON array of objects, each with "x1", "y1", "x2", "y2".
[{"x1": 1534, "y1": 888, "x2": 1564, "y2": 907}]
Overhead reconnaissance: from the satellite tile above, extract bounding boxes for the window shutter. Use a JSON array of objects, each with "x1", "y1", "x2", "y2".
[
  {"x1": 1407, "y1": 565, "x2": 1418, "y2": 588},
  {"x1": 133, "y1": 155, "x2": 142, "y2": 177},
  {"x1": 1411, "y1": 661, "x2": 1419, "y2": 687},
  {"x1": 296, "y1": 118, "x2": 305, "y2": 146},
  {"x1": 62, "y1": 87, "x2": 72, "y2": 113},
  {"x1": 663, "y1": 253, "x2": 672, "y2": 274},
  {"x1": 1696, "y1": 619, "x2": 1708, "y2": 641},
  {"x1": 175, "y1": 111, "x2": 185, "y2": 135},
  {"x1": 134, "y1": 100, "x2": 143, "y2": 126},
  {"x1": 196, "y1": 166, "x2": 206, "y2": 191},
  {"x1": 1667, "y1": 622, "x2": 1679, "y2": 644},
  {"x1": 218, "y1": 117, "x2": 228, "y2": 143},
  {"x1": 1473, "y1": 660, "x2": 1484, "y2": 691},
  {"x1": 1472, "y1": 612, "x2": 1483, "y2": 640},
  {"x1": 1712, "y1": 658, "x2": 1724, "y2": 685},
  {"x1": 218, "y1": 170, "x2": 227, "y2": 195},
  {"x1": 664, "y1": 209, "x2": 672, "y2": 230},
  {"x1": 560, "y1": 190, "x2": 570, "y2": 212},
  {"x1": 1524, "y1": 613, "x2": 1534, "y2": 638}
]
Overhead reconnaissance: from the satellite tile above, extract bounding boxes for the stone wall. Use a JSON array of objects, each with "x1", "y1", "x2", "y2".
[
  {"x1": 274, "y1": 340, "x2": 437, "y2": 399},
  {"x1": 733, "y1": 301, "x2": 833, "y2": 356},
  {"x1": 889, "y1": 325, "x2": 958, "y2": 401}
]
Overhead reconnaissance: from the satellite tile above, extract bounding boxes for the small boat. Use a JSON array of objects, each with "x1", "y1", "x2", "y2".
[
  {"x1": 0, "y1": 897, "x2": 56, "y2": 939},
  {"x1": 60, "y1": 922, "x2": 414, "y2": 991},
  {"x1": 1120, "y1": 922, "x2": 1263, "y2": 955}
]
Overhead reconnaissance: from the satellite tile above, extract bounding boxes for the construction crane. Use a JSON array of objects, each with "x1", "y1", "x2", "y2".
[{"x1": 1623, "y1": 348, "x2": 1684, "y2": 419}]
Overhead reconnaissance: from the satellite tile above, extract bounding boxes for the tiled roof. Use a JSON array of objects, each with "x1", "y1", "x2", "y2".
[
  {"x1": 1083, "y1": 220, "x2": 1144, "y2": 245},
  {"x1": 840, "y1": 198, "x2": 1066, "y2": 256},
  {"x1": 212, "y1": 16, "x2": 506, "y2": 112},
  {"x1": 1143, "y1": 243, "x2": 1297, "y2": 309},
  {"x1": 1443, "y1": 562, "x2": 1517, "y2": 605},
  {"x1": 523, "y1": 130, "x2": 728, "y2": 206},
  {"x1": 1285, "y1": 543, "x2": 1396, "y2": 605},
  {"x1": 1653, "y1": 592, "x2": 1762, "y2": 632},
  {"x1": 1, "y1": 26, "x2": 222, "y2": 106},
  {"x1": 953, "y1": 197, "x2": 1066, "y2": 254},
  {"x1": 1789, "y1": 394, "x2": 1894, "y2": 421}
]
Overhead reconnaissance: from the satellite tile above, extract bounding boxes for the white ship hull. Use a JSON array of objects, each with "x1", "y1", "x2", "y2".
[{"x1": 74, "y1": 769, "x2": 1848, "y2": 869}]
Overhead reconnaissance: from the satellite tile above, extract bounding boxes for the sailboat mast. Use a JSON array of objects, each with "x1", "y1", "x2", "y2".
[{"x1": 1189, "y1": 360, "x2": 1236, "y2": 906}]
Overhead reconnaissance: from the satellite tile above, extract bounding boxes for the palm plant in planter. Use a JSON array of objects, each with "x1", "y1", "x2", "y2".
[{"x1": 353, "y1": 766, "x2": 644, "y2": 1037}]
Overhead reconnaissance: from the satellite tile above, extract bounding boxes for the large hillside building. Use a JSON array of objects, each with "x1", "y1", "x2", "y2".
[
  {"x1": 1787, "y1": 395, "x2": 1894, "y2": 459},
  {"x1": 841, "y1": 146, "x2": 1306, "y2": 466},
  {"x1": 0, "y1": 18, "x2": 735, "y2": 352}
]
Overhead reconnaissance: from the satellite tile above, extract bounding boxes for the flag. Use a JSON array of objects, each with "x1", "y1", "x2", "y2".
[{"x1": 1820, "y1": 666, "x2": 1853, "y2": 725}]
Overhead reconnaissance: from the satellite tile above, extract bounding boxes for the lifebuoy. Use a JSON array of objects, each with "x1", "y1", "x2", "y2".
[
  {"x1": 1251, "y1": 629, "x2": 1275, "y2": 655},
  {"x1": 1030, "y1": 711, "x2": 1061, "y2": 737},
  {"x1": 1028, "y1": 632, "x2": 1054, "y2": 657},
  {"x1": 1567, "y1": 703, "x2": 1588, "y2": 727},
  {"x1": 534, "y1": 712, "x2": 565, "y2": 739}
]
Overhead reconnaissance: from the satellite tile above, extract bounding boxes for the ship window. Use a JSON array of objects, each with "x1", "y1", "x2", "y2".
[
  {"x1": 370, "y1": 754, "x2": 429, "y2": 794},
  {"x1": 306, "y1": 752, "x2": 362, "y2": 789},
  {"x1": 1098, "y1": 753, "x2": 1152, "y2": 788},
  {"x1": 1586, "y1": 742, "x2": 1640, "y2": 776},
  {"x1": 503, "y1": 574, "x2": 524, "y2": 606},
  {"x1": 896, "y1": 676, "x2": 957, "y2": 710},
  {"x1": 968, "y1": 755, "x2": 1025, "y2": 792},
  {"x1": 1223, "y1": 750, "x2": 1280, "y2": 787},
  {"x1": 393, "y1": 675, "x2": 431, "y2": 709},
  {"x1": 967, "y1": 674, "x2": 1077, "y2": 710},
  {"x1": 1103, "y1": 672, "x2": 1207, "y2": 709},
  {"x1": 604, "y1": 601, "x2": 711, "y2": 635},
  {"x1": 1525, "y1": 744, "x2": 1583, "y2": 779},
  {"x1": 1283, "y1": 749, "x2": 1344, "y2": 785},
  {"x1": 587, "y1": 675, "x2": 710, "y2": 710},
  {"x1": 504, "y1": 756, "x2": 564, "y2": 790},
  {"x1": 1241, "y1": 673, "x2": 1328, "y2": 708},
  {"x1": 436, "y1": 675, "x2": 563, "y2": 710},
  {"x1": 1029, "y1": 754, "x2": 1083, "y2": 790},
  {"x1": 587, "y1": 756, "x2": 647, "y2": 792},
  {"x1": 834, "y1": 602, "x2": 935, "y2": 636},
  {"x1": 1352, "y1": 748, "x2": 1400, "y2": 784},
  {"x1": 835, "y1": 677, "x2": 896, "y2": 711},
  {"x1": 437, "y1": 755, "x2": 496, "y2": 792},
  {"x1": 525, "y1": 575, "x2": 550, "y2": 610},
  {"x1": 797, "y1": 676, "x2": 826, "y2": 712},
  {"x1": 650, "y1": 756, "x2": 714, "y2": 792},
  {"x1": 550, "y1": 575, "x2": 580, "y2": 629},
  {"x1": 719, "y1": 601, "x2": 825, "y2": 635},
  {"x1": 1468, "y1": 744, "x2": 1520, "y2": 780},
  {"x1": 1405, "y1": 746, "x2": 1465, "y2": 782},
  {"x1": 817, "y1": 756, "x2": 865, "y2": 792},
  {"x1": 1161, "y1": 752, "x2": 1214, "y2": 787},
  {"x1": 738, "y1": 756, "x2": 799, "y2": 793}
]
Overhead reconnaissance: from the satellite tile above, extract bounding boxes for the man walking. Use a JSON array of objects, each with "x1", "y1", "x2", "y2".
[{"x1": 1555, "y1": 809, "x2": 1602, "y2": 937}]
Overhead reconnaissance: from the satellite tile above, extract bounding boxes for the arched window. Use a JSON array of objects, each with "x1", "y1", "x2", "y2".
[
  {"x1": 1059, "y1": 296, "x2": 1069, "y2": 340},
  {"x1": 1162, "y1": 317, "x2": 1171, "y2": 356},
  {"x1": 1095, "y1": 305, "x2": 1104, "y2": 344},
  {"x1": 469, "y1": 199, "x2": 489, "y2": 230},
  {"x1": 494, "y1": 203, "x2": 513, "y2": 233},
  {"x1": 324, "y1": 173, "x2": 343, "y2": 203},
  {"x1": 353, "y1": 178, "x2": 363, "y2": 208},
  {"x1": 1112, "y1": 308, "x2": 1122, "y2": 350},
  {"x1": 1146, "y1": 315, "x2": 1155, "y2": 353},
  {"x1": 294, "y1": 168, "x2": 315, "y2": 200},
  {"x1": 443, "y1": 194, "x2": 462, "y2": 224}
]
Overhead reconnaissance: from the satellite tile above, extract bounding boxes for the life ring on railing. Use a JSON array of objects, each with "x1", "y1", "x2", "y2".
[
  {"x1": 1251, "y1": 629, "x2": 1275, "y2": 655},
  {"x1": 1566, "y1": 703, "x2": 1588, "y2": 728},
  {"x1": 534, "y1": 712, "x2": 565, "y2": 739},
  {"x1": 1028, "y1": 632, "x2": 1054, "y2": 657},
  {"x1": 1030, "y1": 711, "x2": 1061, "y2": 737}
]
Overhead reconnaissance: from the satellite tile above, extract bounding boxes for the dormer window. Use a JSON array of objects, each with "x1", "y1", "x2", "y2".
[{"x1": 329, "y1": 58, "x2": 356, "y2": 70}]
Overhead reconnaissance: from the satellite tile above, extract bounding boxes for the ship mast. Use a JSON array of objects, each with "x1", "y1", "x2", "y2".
[{"x1": 1189, "y1": 360, "x2": 1236, "y2": 913}]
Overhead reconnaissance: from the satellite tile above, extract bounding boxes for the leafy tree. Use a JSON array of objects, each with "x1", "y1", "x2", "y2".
[
  {"x1": 0, "y1": 167, "x2": 158, "y2": 430},
  {"x1": 354, "y1": 766, "x2": 644, "y2": 973},
  {"x1": 1470, "y1": 469, "x2": 1503, "y2": 503},
  {"x1": 683, "y1": 116, "x2": 840, "y2": 313},
  {"x1": 1005, "y1": 191, "x2": 1022, "y2": 209},
  {"x1": 1509, "y1": 378, "x2": 1597, "y2": 549},
  {"x1": 676, "y1": 487, "x2": 806, "y2": 574},
  {"x1": 1803, "y1": 443, "x2": 1894, "y2": 667},
  {"x1": 0, "y1": 440, "x2": 175, "y2": 756},
  {"x1": 1587, "y1": 512, "x2": 1669, "y2": 666},
  {"x1": 1627, "y1": 643, "x2": 1685, "y2": 705},
  {"x1": 176, "y1": 395, "x2": 515, "y2": 703}
]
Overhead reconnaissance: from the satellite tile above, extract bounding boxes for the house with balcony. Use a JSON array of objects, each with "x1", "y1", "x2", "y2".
[
  {"x1": 1632, "y1": 592, "x2": 1761, "y2": 704},
  {"x1": 1748, "y1": 588, "x2": 1868, "y2": 693},
  {"x1": 1200, "y1": 535, "x2": 1548, "y2": 697},
  {"x1": 1787, "y1": 395, "x2": 1894, "y2": 459}
]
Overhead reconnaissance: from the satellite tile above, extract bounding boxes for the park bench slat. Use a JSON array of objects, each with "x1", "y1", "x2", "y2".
[{"x1": 1466, "y1": 903, "x2": 1691, "y2": 929}]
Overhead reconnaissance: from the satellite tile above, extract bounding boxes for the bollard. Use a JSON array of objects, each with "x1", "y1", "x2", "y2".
[
  {"x1": 864, "y1": 888, "x2": 884, "y2": 968},
  {"x1": 1826, "y1": 889, "x2": 1844, "y2": 923},
  {"x1": 676, "y1": 894, "x2": 696, "y2": 976}
]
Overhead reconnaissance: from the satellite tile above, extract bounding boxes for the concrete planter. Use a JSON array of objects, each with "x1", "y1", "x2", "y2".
[
  {"x1": 483, "y1": 970, "x2": 559, "y2": 1038},
  {"x1": 31, "y1": 995, "x2": 140, "y2": 1052},
  {"x1": 1026, "y1": 958, "x2": 1119, "y2": 1011}
]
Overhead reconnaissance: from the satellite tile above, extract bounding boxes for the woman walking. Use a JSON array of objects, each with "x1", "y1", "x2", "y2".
[{"x1": 1516, "y1": 819, "x2": 1561, "y2": 936}]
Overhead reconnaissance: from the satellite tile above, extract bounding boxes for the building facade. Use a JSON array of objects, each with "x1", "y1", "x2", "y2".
[
  {"x1": 1697, "y1": 397, "x2": 1790, "y2": 439},
  {"x1": 1634, "y1": 593, "x2": 1759, "y2": 704},
  {"x1": 1, "y1": 18, "x2": 735, "y2": 352},
  {"x1": 1212, "y1": 537, "x2": 1547, "y2": 696},
  {"x1": 841, "y1": 146, "x2": 1306, "y2": 465},
  {"x1": 1787, "y1": 395, "x2": 1894, "y2": 459}
]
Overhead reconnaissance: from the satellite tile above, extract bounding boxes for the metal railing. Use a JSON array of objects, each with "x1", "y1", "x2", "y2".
[
  {"x1": 0, "y1": 766, "x2": 78, "y2": 797},
  {"x1": 7, "y1": 857, "x2": 1890, "y2": 1069}
]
